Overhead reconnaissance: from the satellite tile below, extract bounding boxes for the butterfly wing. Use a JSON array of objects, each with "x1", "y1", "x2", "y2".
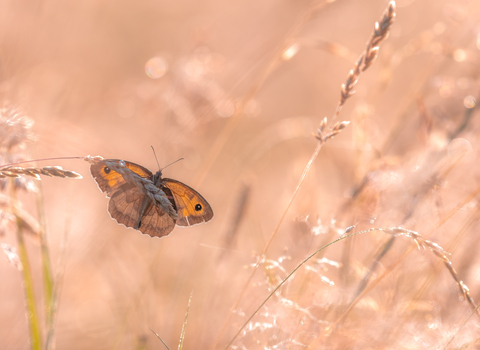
[
  {"x1": 90, "y1": 159, "x2": 153, "y2": 197},
  {"x1": 162, "y1": 178, "x2": 214, "y2": 226},
  {"x1": 108, "y1": 182, "x2": 145, "y2": 229},
  {"x1": 136, "y1": 201, "x2": 176, "y2": 237},
  {"x1": 90, "y1": 158, "x2": 211, "y2": 237},
  {"x1": 108, "y1": 182, "x2": 175, "y2": 238}
]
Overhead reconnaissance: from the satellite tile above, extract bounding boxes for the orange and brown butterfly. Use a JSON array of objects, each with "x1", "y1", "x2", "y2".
[{"x1": 86, "y1": 156, "x2": 213, "y2": 238}]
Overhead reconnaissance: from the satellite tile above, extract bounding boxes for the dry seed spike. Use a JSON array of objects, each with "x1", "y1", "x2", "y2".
[{"x1": 0, "y1": 166, "x2": 82, "y2": 180}]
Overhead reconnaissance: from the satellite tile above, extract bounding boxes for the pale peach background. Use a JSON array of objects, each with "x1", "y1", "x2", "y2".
[{"x1": 1, "y1": 0, "x2": 480, "y2": 349}]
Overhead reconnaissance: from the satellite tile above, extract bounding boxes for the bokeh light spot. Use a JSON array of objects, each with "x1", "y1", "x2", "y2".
[
  {"x1": 463, "y1": 95, "x2": 476, "y2": 109},
  {"x1": 184, "y1": 59, "x2": 204, "y2": 78},
  {"x1": 216, "y1": 100, "x2": 235, "y2": 118},
  {"x1": 145, "y1": 56, "x2": 168, "y2": 79},
  {"x1": 453, "y1": 49, "x2": 466, "y2": 62},
  {"x1": 439, "y1": 85, "x2": 452, "y2": 98},
  {"x1": 433, "y1": 22, "x2": 445, "y2": 35},
  {"x1": 282, "y1": 44, "x2": 300, "y2": 61},
  {"x1": 448, "y1": 138, "x2": 472, "y2": 158}
]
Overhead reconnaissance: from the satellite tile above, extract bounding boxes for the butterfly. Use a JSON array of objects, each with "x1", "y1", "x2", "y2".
[{"x1": 88, "y1": 156, "x2": 213, "y2": 238}]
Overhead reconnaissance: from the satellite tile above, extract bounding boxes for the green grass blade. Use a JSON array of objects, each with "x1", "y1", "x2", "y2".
[
  {"x1": 11, "y1": 182, "x2": 42, "y2": 350},
  {"x1": 36, "y1": 184, "x2": 55, "y2": 349}
]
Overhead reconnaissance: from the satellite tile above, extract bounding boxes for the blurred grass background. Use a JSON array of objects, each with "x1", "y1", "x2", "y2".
[{"x1": 1, "y1": 0, "x2": 480, "y2": 349}]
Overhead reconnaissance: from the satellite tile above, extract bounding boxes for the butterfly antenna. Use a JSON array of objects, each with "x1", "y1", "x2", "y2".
[
  {"x1": 151, "y1": 146, "x2": 161, "y2": 171},
  {"x1": 161, "y1": 158, "x2": 184, "y2": 171},
  {"x1": 151, "y1": 146, "x2": 184, "y2": 171}
]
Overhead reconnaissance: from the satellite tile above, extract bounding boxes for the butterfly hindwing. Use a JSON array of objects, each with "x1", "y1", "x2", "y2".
[
  {"x1": 137, "y1": 202, "x2": 176, "y2": 237},
  {"x1": 163, "y1": 178, "x2": 214, "y2": 226},
  {"x1": 108, "y1": 184, "x2": 145, "y2": 229},
  {"x1": 107, "y1": 183, "x2": 175, "y2": 237}
]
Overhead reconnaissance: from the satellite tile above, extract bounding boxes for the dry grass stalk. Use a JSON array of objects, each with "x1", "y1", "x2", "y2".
[
  {"x1": 233, "y1": 225, "x2": 477, "y2": 349},
  {"x1": 149, "y1": 328, "x2": 170, "y2": 350},
  {"x1": 327, "y1": 185, "x2": 480, "y2": 343},
  {"x1": 382, "y1": 227, "x2": 479, "y2": 316},
  {"x1": 314, "y1": 118, "x2": 350, "y2": 143},
  {"x1": 336, "y1": 1, "x2": 396, "y2": 116},
  {"x1": 313, "y1": 2, "x2": 395, "y2": 142},
  {"x1": 333, "y1": 225, "x2": 480, "y2": 333},
  {"x1": 0, "y1": 166, "x2": 82, "y2": 180}
]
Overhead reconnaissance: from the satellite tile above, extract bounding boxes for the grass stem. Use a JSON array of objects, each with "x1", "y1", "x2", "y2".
[{"x1": 10, "y1": 180, "x2": 42, "y2": 350}]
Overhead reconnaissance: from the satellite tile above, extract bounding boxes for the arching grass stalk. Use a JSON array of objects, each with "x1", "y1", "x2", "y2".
[
  {"x1": 226, "y1": 223, "x2": 476, "y2": 349},
  {"x1": 224, "y1": 229, "x2": 363, "y2": 349},
  {"x1": 0, "y1": 156, "x2": 85, "y2": 169}
]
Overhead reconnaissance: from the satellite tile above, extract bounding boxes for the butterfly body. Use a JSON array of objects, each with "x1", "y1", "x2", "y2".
[{"x1": 88, "y1": 157, "x2": 213, "y2": 238}]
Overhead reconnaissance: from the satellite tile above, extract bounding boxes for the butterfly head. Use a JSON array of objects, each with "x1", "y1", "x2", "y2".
[
  {"x1": 154, "y1": 158, "x2": 184, "y2": 185},
  {"x1": 153, "y1": 169, "x2": 164, "y2": 186}
]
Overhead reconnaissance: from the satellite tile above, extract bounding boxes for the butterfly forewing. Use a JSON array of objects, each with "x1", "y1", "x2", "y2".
[
  {"x1": 124, "y1": 161, "x2": 153, "y2": 179},
  {"x1": 90, "y1": 161, "x2": 127, "y2": 196},
  {"x1": 163, "y1": 178, "x2": 214, "y2": 226},
  {"x1": 90, "y1": 159, "x2": 153, "y2": 197}
]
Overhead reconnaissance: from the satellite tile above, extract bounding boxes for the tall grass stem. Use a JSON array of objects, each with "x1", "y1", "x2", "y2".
[{"x1": 10, "y1": 179, "x2": 42, "y2": 350}]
